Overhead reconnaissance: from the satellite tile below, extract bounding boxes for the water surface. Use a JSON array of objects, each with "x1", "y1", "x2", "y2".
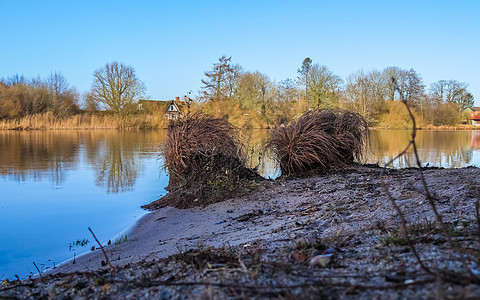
[{"x1": 0, "y1": 130, "x2": 168, "y2": 279}]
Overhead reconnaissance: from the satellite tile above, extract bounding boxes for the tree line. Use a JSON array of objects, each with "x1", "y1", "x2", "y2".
[
  {"x1": 199, "y1": 56, "x2": 475, "y2": 127},
  {"x1": 0, "y1": 58, "x2": 475, "y2": 128},
  {"x1": 0, "y1": 73, "x2": 80, "y2": 119},
  {"x1": 0, "y1": 62, "x2": 146, "y2": 119}
]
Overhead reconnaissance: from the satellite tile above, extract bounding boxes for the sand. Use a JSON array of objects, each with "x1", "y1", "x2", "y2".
[{"x1": 50, "y1": 165, "x2": 480, "y2": 276}]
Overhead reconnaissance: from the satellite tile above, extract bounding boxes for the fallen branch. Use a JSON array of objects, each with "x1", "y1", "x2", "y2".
[
  {"x1": 380, "y1": 77, "x2": 480, "y2": 285},
  {"x1": 88, "y1": 227, "x2": 116, "y2": 274},
  {"x1": 32, "y1": 262, "x2": 42, "y2": 279}
]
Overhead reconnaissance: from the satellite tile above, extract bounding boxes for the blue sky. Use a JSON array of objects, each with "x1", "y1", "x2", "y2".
[{"x1": 1, "y1": 1, "x2": 479, "y2": 105}]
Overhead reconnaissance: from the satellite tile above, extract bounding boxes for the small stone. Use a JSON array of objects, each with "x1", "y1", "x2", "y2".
[{"x1": 309, "y1": 254, "x2": 333, "y2": 267}]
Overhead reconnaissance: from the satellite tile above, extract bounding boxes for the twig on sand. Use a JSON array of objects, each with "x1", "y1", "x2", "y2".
[
  {"x1": 88, "y1": 227, "x2": 116, "y2": 274},
  {"x1": 32, "y1": 262, "x2": 42, "y2": 278}
]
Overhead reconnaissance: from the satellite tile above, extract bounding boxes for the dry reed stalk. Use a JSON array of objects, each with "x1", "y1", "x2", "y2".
[
  {"x1": 163, "y1": 112, "x2": 245, "y2": 185},
  {"x1": 266, "y1": 109, "x2": 369, "y2": 177},
  {"x1": 0, "y1": 112, "x2": 169, "y2": 130},
  {"x1": 152, "y1": 112, "x2": 261, "y2": 208}
]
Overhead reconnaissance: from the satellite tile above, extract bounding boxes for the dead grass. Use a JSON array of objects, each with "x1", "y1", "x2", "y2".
[
  {"x1": 266, "y1": 109, "x2": 369, "y2": 177},
  {"x1": 145, "y1": 112, "x2": 261, "y2": 209},
  {"x1": 0, "y1": 112, "x2": 169, "y2": 130}
]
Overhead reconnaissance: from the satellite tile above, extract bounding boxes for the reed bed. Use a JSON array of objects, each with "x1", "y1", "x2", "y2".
[
  {"x1": 150, "y1": 112, "x2": 260, "y2": 208},
  {"x1": 0, "y1": 112, "x2": 169, "y2": 130},
  {"x1": 266, "y1": 109, "x2": 369, "y2": 177}
]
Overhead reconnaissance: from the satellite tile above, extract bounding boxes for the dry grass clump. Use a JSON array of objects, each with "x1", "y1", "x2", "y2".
[
  {"x1": 147, "y1": 112, "x2": 261, "y2": 209},
  {"x1": 266, "y1": 109, "x2": 369, "y2": 177}
]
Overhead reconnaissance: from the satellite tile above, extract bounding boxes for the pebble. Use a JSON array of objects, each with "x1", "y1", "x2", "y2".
[{"x1": 309, "y1": 254, "x2": 333, "y2": 267}]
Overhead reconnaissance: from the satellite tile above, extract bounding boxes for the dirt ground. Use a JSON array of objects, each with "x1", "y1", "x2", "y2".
[{"x1": 2, "y1": 165, "x2": 480, "y2": 299}]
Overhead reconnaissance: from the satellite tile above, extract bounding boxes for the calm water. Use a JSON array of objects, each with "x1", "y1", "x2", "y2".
[{"x1": 1, "y1": 129, "x2": 480, "y2": 279}]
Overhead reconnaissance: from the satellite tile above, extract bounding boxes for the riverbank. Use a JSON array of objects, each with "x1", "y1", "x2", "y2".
[
  {"x1": 2, "y1": 112, "x2": 480, "y2": 131},
  {"x1": 0, "y1": 112, "x2": 170, "y2": 130},
  {"x1": 2, "y1": 166, "x2": 480, "y2": 298}
]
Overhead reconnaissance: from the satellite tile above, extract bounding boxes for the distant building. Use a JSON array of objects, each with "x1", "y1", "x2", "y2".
[
  {"x1": 465, "y1": 107, "x2": 480, "y2": 126},
  {"x1": 137, "y1": 96, "x2": 192, "y2": 120}
]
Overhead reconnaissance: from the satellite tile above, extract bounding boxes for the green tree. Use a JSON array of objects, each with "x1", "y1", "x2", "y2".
[{"x1": 89, "y1": 62, "x2": 146, "y2": 113}]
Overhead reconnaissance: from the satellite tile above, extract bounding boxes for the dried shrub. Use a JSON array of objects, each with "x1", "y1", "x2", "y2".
[
  {"x1": 144, "y1": 112, "x2": 261, "y2": 209},
  {"x1": 266, "y1": 109, "x2": 369, "y2": 177}
]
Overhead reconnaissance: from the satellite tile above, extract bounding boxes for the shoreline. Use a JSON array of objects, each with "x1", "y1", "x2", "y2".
[
  {"x1": 47, "y1": 166, "x2": 478, "y2": 271},
  {"x1": 5, "y1": 165, "x2": 480, "y2": 298}
]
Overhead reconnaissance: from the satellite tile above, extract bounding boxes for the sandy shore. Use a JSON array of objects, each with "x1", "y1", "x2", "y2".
[
  {"x1": 51, "y1": 165, "x2": 480, "y2": 275},
  {"x1": 50, "y1": 178, "x2": 287, "y2": 274},
  {"x1": 4, "y1": 165, "x2": 480, "y2": 299}
]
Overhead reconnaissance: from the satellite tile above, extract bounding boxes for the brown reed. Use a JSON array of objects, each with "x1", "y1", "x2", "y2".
[
  {"x1": 157, "y1": 112, "x2": 260, "y2": 208},
  {"x1": 266, "y1": 109, "x2": 369, "y2": 177},
  {"x1": 0, "y1": 112, "x2": 169, "y2": 130}
]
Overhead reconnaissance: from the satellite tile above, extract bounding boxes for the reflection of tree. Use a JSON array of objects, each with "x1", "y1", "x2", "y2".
[
  {"x1": 97, "y1": 139, "x2": 138, "y2": 193},
  {"x1": 0, "y1": 130, "x2": 167, "y2": 192},
  {"x1": 85, "y1": 132, "x2": 138, "y2": 193},
  {"x1": 369, "y1": 130, "x2": 473, "y2": 168},
  {"x1": 85, "y1": 131, "x2": 166, "y2": 193},
  {"x1": 244, "y1": 129, "x2": 279, "y2": 178},
  {"x1": 0, "y1": 131, "x2": 78, "y2": 184}
]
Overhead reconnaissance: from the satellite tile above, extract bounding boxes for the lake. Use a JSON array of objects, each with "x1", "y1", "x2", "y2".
[{"x1": 1, "y1": 129, "x2": 480, "y2": 279}]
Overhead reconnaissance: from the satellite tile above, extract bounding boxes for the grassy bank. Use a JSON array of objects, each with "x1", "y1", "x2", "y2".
[
  {"x1": 2, "y1": 111, "x2": 479, "y2": 131},
  {"x1": 0, "y1": 112, "x2": 170, "y2": 130}
]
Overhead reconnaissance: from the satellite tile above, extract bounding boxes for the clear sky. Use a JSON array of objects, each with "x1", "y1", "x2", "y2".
[{"x1": 1, "y1": 0, "x2": 479, "y2": 105}]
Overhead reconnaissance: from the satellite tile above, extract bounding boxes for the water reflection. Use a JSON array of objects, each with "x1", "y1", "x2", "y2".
[
  {"x1": 0, "y1": 130, "x2": 167, "y2": 192},
  {"x1": 368, "y1": 130, "x2": 476, "y2": 168},
  {"x1": 0, "y1": 131, "x2": 79, "y2": 184},
  {"x1": 85, "y1": 132, "x2": 139, "y2": 193},
  {"x1": 244, "y1": 129, "x2": 280, "y2": 179},
  {"x1": 1, "y1": 130, "x2": 479, "y2": 187}
]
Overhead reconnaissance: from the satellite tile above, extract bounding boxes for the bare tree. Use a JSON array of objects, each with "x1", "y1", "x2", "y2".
[
  {"x1": 90, "y1": 62, "x2": 146, "y2": 112},
  {"x1": 200, "y1": 56, "x2": 238, "y2": 102},
  {"x1": 297, "y1": 57, "x2": 312, "y2": 99},
  {"x1": 382, "y1": 66, "x2": 403, "y2": 101},
  {"x1": 0, "y1": 82, "x2": 22, "y2": 119},
  {"x1": 83, "y1": 91, "x2": 99, "y2": 112},
  {"x1": 345, "y1": 69, "x2": 386, "y2": 124},
  {"x1": 307, "y1": 64, "x2": 342, "y2": 109},
  {"x1": 234, "y1": 71, "x2": 274, "y2": 123},
  {"x1": 46, "y1": 72, "x2": 79, "y2": 116},
  {"x1": 430, "y1": 80, "x2": 474, "y2": 111}
]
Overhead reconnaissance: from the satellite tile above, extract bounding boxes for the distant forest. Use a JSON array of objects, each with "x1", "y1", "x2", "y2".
[{"x1": 0, "y1": 57, "x2": 475, "y2": 129}]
